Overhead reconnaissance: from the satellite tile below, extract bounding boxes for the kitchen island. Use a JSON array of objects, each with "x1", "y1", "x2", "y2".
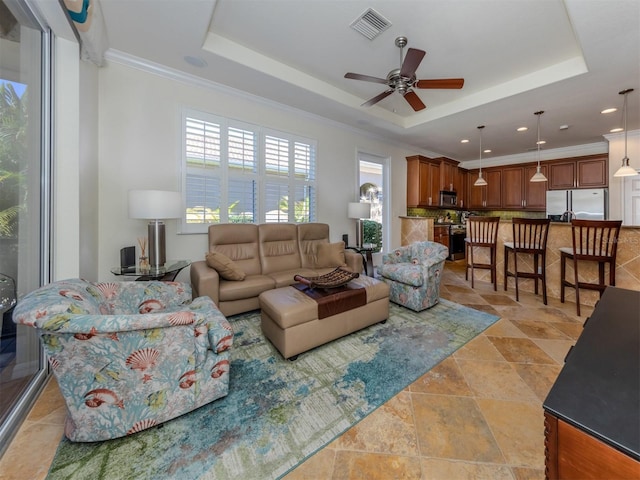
[{"x1": 400, "y1": 215, "x2": 640, "y2": 307}]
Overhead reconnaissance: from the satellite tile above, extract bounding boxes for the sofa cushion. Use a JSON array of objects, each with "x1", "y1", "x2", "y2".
[
  {"x1": 209, "y1": 224, "x2": 262, "y2": 276},
  {"x1": 218, "y1": 274, "x2": 275, "y2": 302},
  {"x1": 315, "y1": 242, "x2": 347, "y2": 268},
  {"x1": 206, "y1": 251, "x2": 246, "y2": 281},
  {"x1": 259, "y1": 224, "x2": 301, "y2": 275},
  {"x1": 268, "y1": 268, "x2": 318, "y2": 288}
]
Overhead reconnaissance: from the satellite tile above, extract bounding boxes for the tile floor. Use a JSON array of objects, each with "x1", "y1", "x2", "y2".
[{"x1": 0, "y1": 261, "x2": 591, "y2": 479}]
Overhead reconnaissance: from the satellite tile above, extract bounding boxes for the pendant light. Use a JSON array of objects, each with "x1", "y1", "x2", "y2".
[
  {"x1": 613, "y1": 88, "x2": 637, "y2": 177},
  {"x1": 530, "y1": 110, "x2": 548, "y2": 182},
  {"x1": 474, "y1": 125, "x2": 487, "y2": 186}
]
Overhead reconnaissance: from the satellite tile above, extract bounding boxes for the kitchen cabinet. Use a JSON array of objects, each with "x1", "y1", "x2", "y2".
[
  {"x1": 406, "y1": 155, "x2": 452, "y2": 208},
  {"x1": 407, "y1": 156, "x2": 440, "y2": 208},
  {"x1": 548, "y1": 155, "x2": 608, "y2": 190},
  {"x1": 467, "y1": 169, "x2": 501, "y2": 209},
  {"x1": 454, "y1": 168, "x2": 468, "y2": 208},
  {"x1": 438, "y1": 158, "x2": 459, "y2": 193},
  {"x1": 433, "y1": 225, "x2": 450, "y2": 250},
  {"x1": 502, "y1": 165, "x2": 547, "y2": 211},
  {"x1": 549, "y1": 162, "x2": 576, "y2": 190},
  {"x1": 577, "y1": 156, "x2": 607, "y2": 188}
]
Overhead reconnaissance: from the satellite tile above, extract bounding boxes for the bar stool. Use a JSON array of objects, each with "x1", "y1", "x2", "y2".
[
  {"x1": 504, "y1": 218, "x2": 551, "y2": 304},
  {"x1": 465, "y1": 216, "x2": 500, "y2": 290},
  {"x1": 560, "y1": 219, "x2": 622, "y2": 316}
]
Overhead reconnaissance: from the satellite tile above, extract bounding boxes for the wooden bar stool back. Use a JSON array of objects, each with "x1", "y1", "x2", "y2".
[
  {"x1": 560, "y1": 219, "x2": 622, "y2": 316},
  {"x1": 465, "y1": 216, "x2": 500, "y2": 290},
  {"x1": 504, "y1": 218, "x2": 551, "y2": 304}
]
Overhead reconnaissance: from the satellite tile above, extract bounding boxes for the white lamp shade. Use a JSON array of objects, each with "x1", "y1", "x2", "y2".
[
  {"x1": 348, "y1": 202, "x2": 371, "y2": 219},
  {"x1": 129, "y1": 190, "x2": 182, "y2": 220}
]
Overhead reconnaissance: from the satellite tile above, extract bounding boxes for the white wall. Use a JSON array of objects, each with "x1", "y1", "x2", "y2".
[
  {"x1": 97, "y1": 61, "x2": 414, "y2": 281},
  {"x1": 605, "y1": 130, "x2": 640, "y2": 221}
]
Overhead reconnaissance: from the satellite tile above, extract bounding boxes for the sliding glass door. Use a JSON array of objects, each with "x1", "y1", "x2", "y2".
[{"x1": 0, "y1": 0, "x2": 50, "y2": 455}]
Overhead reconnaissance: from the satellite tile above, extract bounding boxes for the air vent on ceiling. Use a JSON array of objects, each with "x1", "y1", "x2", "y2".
[{"x1": 350, "y1": 8, "x2": 391, "y2": 40}]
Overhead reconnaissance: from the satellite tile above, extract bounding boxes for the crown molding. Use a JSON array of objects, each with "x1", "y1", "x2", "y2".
[{"x1": 460, "y1": 141, "x2": 609, "y2": 169}]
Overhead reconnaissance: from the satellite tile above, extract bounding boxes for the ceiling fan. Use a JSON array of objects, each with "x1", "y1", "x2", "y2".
[{"x1": 344, "y1": 36, "x2": 464, "y2": 112}]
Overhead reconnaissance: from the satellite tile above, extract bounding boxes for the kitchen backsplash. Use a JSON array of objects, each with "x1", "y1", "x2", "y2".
[{"x1": 407, "y1": 208, "x2": 546, "y2": 222}]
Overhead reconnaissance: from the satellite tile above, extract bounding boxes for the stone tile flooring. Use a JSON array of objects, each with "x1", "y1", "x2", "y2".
[{"x1": 0, "y1": 261, "x2": 590, "y2": 479}]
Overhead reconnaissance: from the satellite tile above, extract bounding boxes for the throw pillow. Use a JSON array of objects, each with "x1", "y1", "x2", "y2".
[
  {"x1": 315, "y1": 242, "x2": 347, "y2": 268},
  {"x1": 205, "y1": 251, "x2": 246, "y2": 281}
]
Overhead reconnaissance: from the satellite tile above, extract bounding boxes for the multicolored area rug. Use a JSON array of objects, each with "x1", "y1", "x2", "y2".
[{"x1": 47, "y1": 299, "x2": 499, "y2": 480}]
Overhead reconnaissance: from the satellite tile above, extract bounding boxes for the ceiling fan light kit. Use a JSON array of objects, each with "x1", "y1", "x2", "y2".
[
  {"x1": 474, "y1": 125, "x2": 488, "y2": 187},
  {"x1": 614, "y1": 88, "x2": 638, "y2": 177},
  {"x1": 344, "y1": 36, "x2": 464, "y2": 112},
  {"x1": 530, "y1": 110, "x2": 548, "y2": 182}
]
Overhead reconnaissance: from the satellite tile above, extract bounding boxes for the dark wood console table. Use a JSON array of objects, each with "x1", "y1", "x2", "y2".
[{"x1": 543, "y1": 287, "x2": 640, "y2": 479}]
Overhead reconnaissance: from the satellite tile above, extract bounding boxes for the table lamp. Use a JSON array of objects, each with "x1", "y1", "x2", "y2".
[
  {"x1": 347, "y1": 202, "x2": 371, "y2": 248},
  {"x1": 129, "y1": 190, "x2": 182, "y2": 268}
]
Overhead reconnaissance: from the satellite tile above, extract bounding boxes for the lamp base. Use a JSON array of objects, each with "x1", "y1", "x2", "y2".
[
  {"x1": 148, "y1": 221, "x2": 166, "y2": 268},
  {"x1": 355, "y1": 219, "x2": 363, "y2": 248}
]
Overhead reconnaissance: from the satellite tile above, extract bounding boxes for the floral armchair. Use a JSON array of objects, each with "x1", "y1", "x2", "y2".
[
  {"x1": 377, "y1": 241, "x2": 449, "y2": 312},
  {"x1": 13, "y1": 279, "x2": 233, "y2": 442}
]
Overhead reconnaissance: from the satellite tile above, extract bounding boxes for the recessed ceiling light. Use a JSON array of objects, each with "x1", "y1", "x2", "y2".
[
  {"x1": 610, "y1": 127, "x2": 624, "y2": 133},
  {"x1": 184, "y1": 55, "x2": 207, "y2": 68},
  {"x1": 483, "y1": 149, "x2": 492, "y2": 153},
  {"x1": 559, "y1": 124, "x2": 570, "y2": 130},
  {"x1": 460, "y1": 139, "x2": 469, "y2": 143},
  {"x1": 517, "y1": 127, "x2": 528, "y2": 132},
  {"x1": 536, "y1": 140, "x2": 546, "y2": 145},
  {"x1": 601, "y1": 107, "x2": 617, "y2": 114}
]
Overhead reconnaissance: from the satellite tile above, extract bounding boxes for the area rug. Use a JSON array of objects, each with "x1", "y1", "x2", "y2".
[{"x1": 47, "y1": 299, "x2": 499, "y2": 480}]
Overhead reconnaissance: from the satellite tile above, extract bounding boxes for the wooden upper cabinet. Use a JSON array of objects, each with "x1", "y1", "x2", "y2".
[
  {"x1": 549, "y1": 155, "x2": 608, "y2": 190},
  {"x1": 406, "y1": 155, "x2": 440, "y2": 208},
  {"x1": 524, "y1": 164, "x2": 548, "y2": 210},
  {"x1": 484, "y1": 170, "x2": 502, "y2": 208},
  {"x1": 502, "y1": 166, "x2": 525, "y2": 209},
  {"x1": 466, "y1": 169, "x2": 501, "y2": 208},
  {"x1": 455, "y1": 168, "x2": 468, "y2": 208},
  {"x1": 549, "y1": 162, "x2": 576, "y2": 189},
  {"x1": 428, "y1": 162, "x2": 440, "y2": 206},
  {"x1": 467, "y1": 170, "x2": 485, "y2": 209},
  {"x1": 439, "y1": 159, "x2": 458, "y2": 192},
  {"x1": 501, "y1": 165, "x2": 548, "y2": 210},
  {"x1": 577, "y1": 156, "x2": 607, "y2": 188}
]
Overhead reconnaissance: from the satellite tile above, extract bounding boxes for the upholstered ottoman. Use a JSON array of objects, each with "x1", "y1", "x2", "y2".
[{"x1": 259, "y1": 276, "x2": 390, "y2": 360}]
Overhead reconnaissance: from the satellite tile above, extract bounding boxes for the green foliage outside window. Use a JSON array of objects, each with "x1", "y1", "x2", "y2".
[
  {"x1": 363, "y1": 220, "x2": 382, "y2": 253},
  {"x1": 0, "y1": 83, "x2": 26, "y2": 239}
]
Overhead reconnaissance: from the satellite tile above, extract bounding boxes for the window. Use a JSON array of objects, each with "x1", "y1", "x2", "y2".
[
  {"x1": 181, "y1": 109, "x2": 316, "y2": 232},
  {"x1": 0, "y1": 0, "x2": 50, "y2": 455}
]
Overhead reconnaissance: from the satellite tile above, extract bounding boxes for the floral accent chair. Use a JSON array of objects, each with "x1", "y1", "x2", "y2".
[
  {"x1": 13, "y1": 279, "x2": 233, "y2": 442},
  {"x1": 377, "y1": 241, "x2": 449, "y2": 312}
]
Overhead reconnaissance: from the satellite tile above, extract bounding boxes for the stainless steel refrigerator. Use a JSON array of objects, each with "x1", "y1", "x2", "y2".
[{"x1": 546, "y1": 189, "x2": 608, "y2": 221}]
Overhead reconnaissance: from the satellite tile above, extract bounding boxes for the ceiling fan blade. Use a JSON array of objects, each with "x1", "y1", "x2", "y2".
[
  {"x1": 344, "y1": 72, "x2": 388, "y2": 84},
  {"x1": 400, "y1": 48, "x2": 426, "y2": 78},
  {"x1": 362, "y1": 90, "x2": 394, "y2": 107},
  {"x1": 404, "y1": 90, "x2": 426, "y2": 111},
  {"x1": 416, "y1": 78, "x2": 465, "y2": 89}
]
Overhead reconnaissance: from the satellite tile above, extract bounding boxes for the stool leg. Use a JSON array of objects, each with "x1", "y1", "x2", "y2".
[
  {"x1": 541, "y1": 252, "x2": 548, "y2": 305},
  {"x1": 573, "y1": 258, "x2": 581, "y2": 316},
  {"x1": 598, "y1": 261, "x2": 605, "y2": 297},
  {"x1": 560, "y1": 253, "x2": 566, "y2": 304},
  {"x1": 533, "y1": 254, "x2": 539, "y2": 295},
  {"x1": 470, "y1": 246, "x2": 475, "y2": 289},
  {"x1": 610, "y1": 259, "x2": 616, "y2": 286},
  {"x1": 513, "y1": 250, "x2": 519, "y2": 301},
  {"x1": 503, "y1": 246, "x2": 508, "y2": 292},
  {"x1": 492, "y1": 246, "x2": 497, "y2": 291}
]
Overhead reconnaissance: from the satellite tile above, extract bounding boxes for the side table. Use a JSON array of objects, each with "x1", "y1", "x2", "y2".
[
  {"x1": 346, "y1": 246, "x2": 375, "y2": 277},
  {"x1": 111, "y1": 260, "x2": 191, "y2": 281}
]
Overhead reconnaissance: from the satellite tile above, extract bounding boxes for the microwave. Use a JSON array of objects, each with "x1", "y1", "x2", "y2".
[{"x1": 439, "y1": 190, "x2": 457, "y2": 207}]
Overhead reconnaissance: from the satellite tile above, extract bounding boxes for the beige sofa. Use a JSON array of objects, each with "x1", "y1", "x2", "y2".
[{"x1": 190, "y1": 223, "x2": 363, "y2": 316}]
